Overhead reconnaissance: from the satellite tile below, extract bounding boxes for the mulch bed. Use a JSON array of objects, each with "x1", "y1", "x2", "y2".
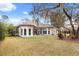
[{"x1": 63, "y1": 38, "x2": 79, "y2": 43}]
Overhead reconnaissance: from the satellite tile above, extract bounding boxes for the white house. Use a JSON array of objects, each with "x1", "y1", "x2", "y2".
[{"x1": 17, "y1": 20, "x2": 57, "y2": 37}]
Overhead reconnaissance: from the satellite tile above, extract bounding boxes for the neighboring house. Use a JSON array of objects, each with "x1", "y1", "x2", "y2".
[{"x1": 17, "y1": 20, "x2": 58, "y2": 37}]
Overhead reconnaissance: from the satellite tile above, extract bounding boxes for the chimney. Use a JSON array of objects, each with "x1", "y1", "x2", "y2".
[{"x1": 32, "y1": 19, "x2": 38, "y2": 26}]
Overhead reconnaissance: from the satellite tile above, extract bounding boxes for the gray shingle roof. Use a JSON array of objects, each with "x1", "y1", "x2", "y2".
[{"x1": 18, "y1": 20, "x2": 53, "y2": 28}]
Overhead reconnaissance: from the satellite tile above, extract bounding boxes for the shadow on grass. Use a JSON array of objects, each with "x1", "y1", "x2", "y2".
[{"x1": 0, "y1": 39, "x2": 5, "y2": 47}]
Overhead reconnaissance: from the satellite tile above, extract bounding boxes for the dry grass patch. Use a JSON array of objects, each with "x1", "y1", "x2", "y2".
[{"x1": 0, "y1": 35, "x2": 79, "y2": 56}]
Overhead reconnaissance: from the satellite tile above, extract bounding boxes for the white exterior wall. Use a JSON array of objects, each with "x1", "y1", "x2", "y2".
[
  {"x1": 18, "y1": 26, "x2": 33, "y2": 37},
  {"x1": 18, "y1": 27, "x2": 21, "y2": 36},
  {"x1": 18, "y1": 26, "x2": 58, "y2": 37},
  {"x1": 50, "y1": 28, "x2": 58, "y2": 35},
  {"x1": 49, "y1": 28, "x2": 52, "y2": 35},
  {"x1": 31, "y1": 28, "x2": 33, "y2": 36}
]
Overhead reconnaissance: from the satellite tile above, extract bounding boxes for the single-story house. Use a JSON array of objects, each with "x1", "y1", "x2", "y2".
[{"x1": 17, "y1": 20, "x2": 58, "y2": 37}]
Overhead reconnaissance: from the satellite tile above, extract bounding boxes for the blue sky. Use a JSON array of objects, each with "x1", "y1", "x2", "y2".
[
  {"x1": 0, "y1": 3, "x2": 33, "y2": 25},
  {"x1": 0, "y1": 3, "x2": 79, "y2": 25}
]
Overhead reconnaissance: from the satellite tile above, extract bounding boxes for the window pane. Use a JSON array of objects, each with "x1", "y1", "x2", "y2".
[
  {"x1": 24, "y1": 29, "x2": 26, "y2": 35},
  {"x1": 43, "y1": 29, "x2": 47, "y2": 34},
  {"x1": 29, "y1": 29, "x2": 31, "y2": 35},
  {"x1": 43, "y1": 31, "x2": 47, "y2": 34}
]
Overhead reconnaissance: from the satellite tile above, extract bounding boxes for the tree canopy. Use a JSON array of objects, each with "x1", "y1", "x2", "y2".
[{"x1": 31, "y1": 3, "x2": 79, "y2": 39}]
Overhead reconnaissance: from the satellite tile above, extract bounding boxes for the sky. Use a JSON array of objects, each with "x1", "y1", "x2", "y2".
[
  {"x1": 0, "y1": 3, "x2": 79, "y2": 25},
  {"x1": 0, "y1": 3, "x2": 33, "y2": 25}
]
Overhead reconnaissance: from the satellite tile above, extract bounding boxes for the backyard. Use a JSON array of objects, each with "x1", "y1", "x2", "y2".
[{"x1": 0, "y1": 35, "x2": 79, "y2": 56}]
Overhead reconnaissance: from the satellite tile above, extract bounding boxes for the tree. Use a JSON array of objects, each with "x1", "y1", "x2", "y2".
[
  {"x1": 50, "y1": 11, "x2": 65, "y2": 29},
  {"x1": 0, "y1": 15, "x2": 9, "y2": 41},
  {"x1": 31, "y1": 3, "x2": 79, "y2": 39},
  {"x1": 0, "y1": 23, "x2": 6, "y2": 41},
  {"x1": 75, "y1": 13, "x2": 79, "y2": 35},
  {"x1": 7, "y1": 24, "x2": 16, "y2": 36},
  {"x1": 31, "y1": 4, "x2": 65, "y2": 28},
  {"x1": 0, "y1": 15, "x2": 8, "y2": 23},
  {"x1": 59, "y1": 3, "x2": 79, "y2": 39}
]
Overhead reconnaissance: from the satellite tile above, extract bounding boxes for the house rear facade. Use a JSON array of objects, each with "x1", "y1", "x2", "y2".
[{"x1": 17, "y1": 20, "x2": 58, "y2": 37}]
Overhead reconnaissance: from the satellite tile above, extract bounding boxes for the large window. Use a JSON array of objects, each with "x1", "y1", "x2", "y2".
[
  {"x1": 40, "y1": 31, "x2": 42, "y2": 34},
  {"x1": 43, "y1": 31, "x2": 47, "y2": 34},
  {"x1": 29, "y1": 29, "x2": 31, "y2": 35},
  {"x1": 24, "y1": 29, "x2": 26, "y2": 35},
  {"x1": 48, "y1": 31, "x2": 50, "y2": 34},
  {"x1": 43, "y1": 29, "x2": 47, "y2": 34}
]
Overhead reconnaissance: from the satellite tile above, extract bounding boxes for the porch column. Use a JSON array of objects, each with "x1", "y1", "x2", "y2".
[
  {"x1": 31, "y1": 28, "x2": 33, "y2": 36},
  {"x1": 19, "y1": 28, "x2": 21, "y2": 36},
  {"x1": 27, "y1": 28, "x2": 29, "y2": 36},
  {"x1": 22, "y1": 28, "x2": 24, "y2": 36},
  {"x1": 37, "y1": 29, "x2": 38, "y2": 35},
  {"x1": 38, "y1": 29, "x2": 40, "y2": 35},
  {"x1": 42, "y1": 29, "x2": 43, "y2": 35}
]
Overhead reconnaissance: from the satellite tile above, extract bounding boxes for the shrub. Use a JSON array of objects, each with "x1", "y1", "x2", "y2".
[
  {"x1": 7, "y1": 24, "x2": 16, "y2": 36},
  {"x1": 68, "y1": 34, "x2": 78, "y2": 39},
  {"x1": 57, "y1": 32, "x2": 64, "y2": 39},
  {"x1": 0, "y1": 23, "x2": 6, "y2": 41}
]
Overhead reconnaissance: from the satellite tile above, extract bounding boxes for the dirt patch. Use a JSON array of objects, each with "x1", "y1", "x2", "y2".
[{"x1": 63, "y1": 38, "x2": 79, "y2": 43}]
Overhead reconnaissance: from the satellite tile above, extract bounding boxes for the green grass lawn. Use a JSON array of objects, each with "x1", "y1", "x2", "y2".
[{"x1": 0, "y1": 35, "x2": 79, "y2": 56}]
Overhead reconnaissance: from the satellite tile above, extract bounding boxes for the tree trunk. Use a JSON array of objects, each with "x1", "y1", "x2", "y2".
[
  {"x1": 63, "y1": 8, "x2": 76, "y2": 35},
  {"x1": 76, "y1": 25, "x2": 79, "y2": 38}
]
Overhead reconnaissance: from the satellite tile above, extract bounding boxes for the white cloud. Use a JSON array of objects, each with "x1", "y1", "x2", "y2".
[
  {"x1": 8, "y1": 18, "x2": 22, "y2": 26},
  {"x1": 23, "y1": 11, "x2": 28, "y2": 15},
  {"x1": 0, "y1": 3, "x2": 16, "y2": 12}
]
